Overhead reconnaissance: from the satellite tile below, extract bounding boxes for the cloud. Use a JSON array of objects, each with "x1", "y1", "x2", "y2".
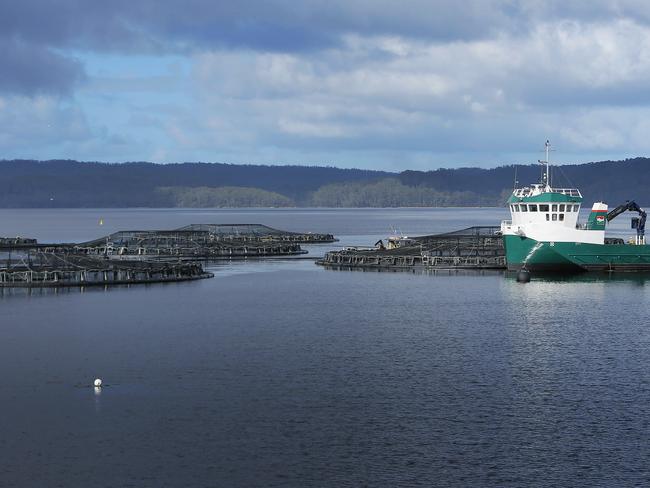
[
  {"x1": 0, "y1": 95, "x2": 90, "y2": 148},
  {"x1": 5, "y1": 0, "x2": 650, "y2": 56},
  {"x1": 168, "y1": 15, "x2": 650, "y2": 167},
  {"x1": 0, "y1": 39, "x2": 84, "y2": 96},
  {"x1": 5, "y1": 1, "x2": 650, "y2": 167},
  {"x1": 0, "y1": 0, "x2": 516, "y2": 53}
]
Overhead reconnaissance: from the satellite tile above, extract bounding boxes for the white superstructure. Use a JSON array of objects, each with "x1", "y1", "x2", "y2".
[{"x1": 500, "y1": 141, "x2": 606, "y2": 245}]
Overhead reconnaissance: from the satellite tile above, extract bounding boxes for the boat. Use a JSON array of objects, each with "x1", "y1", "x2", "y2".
[{"x1": 501, "y1": 141, "x2": 650, "y2": 272}]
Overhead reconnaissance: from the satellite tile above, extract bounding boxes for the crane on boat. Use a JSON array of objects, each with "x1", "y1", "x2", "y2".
[{"x1": 606, "y1": 200, "x2": 647, "y2": 245}]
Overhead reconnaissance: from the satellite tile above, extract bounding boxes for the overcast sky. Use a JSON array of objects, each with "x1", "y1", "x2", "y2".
[{"x1": 3, "y1": 1, "x2": 650, "y2": 170}]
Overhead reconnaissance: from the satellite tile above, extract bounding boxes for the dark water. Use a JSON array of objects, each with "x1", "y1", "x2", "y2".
[{"x1": 2, "y1": 208, "x2": 650, "y2": 487}]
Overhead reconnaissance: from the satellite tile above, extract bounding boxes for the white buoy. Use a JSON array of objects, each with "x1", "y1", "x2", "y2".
[{"x1": 94, "y1": 378, "x2": 103, "y2": 387}]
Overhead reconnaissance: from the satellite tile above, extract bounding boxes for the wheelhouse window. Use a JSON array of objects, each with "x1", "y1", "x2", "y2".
[
  {"x1": 513, "y1": 204, "x2": 519, "y2": 211},
  {"x1": 552, "y1": 204, "x2": 558, "y2": 211},
  {"x1": 539, "y1": 204, "x2": 549, "y2": 212},
  {"x1": 573, "y1": 204, "x2": 580, "y2": 212},
  {"x1": 529, "y1": 204, "x2": 538, "y2": 212},
  {"x1": 559, "y1": 204, "x2": 565, "y2": 212},
  {"x1": 521, "y1": 205, "x2": 527, "y2": 212}
]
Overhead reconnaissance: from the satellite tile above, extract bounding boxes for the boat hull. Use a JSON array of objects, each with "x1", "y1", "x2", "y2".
[{"x1": 503, "y1": 235, "x2": 650, "y2": 272}]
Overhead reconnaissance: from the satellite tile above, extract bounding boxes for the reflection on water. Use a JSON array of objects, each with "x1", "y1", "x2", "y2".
[
  {"x1": 320, "y1": 264, "x2": 506, "y2": 278},
  {"x1": 0, "y1": 281, "x2": 187, "y2": 299},
  {"x1": 506, "y1": 270, "x2": 650, "y2": 285}
]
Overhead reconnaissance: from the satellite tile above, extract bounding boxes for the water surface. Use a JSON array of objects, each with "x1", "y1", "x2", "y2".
[{"x1": 1, "y1": 208, "x2": 649, "y2": 487}]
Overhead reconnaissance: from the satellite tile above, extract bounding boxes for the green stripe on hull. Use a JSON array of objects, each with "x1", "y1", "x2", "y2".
[{"x1": 504, "y1": 235, "x2": 650, "y2": 271}]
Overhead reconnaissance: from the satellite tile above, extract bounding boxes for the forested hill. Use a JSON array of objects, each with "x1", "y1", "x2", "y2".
[
  {"x1": 0, "y1": 158, "x2": 648, "y2": 207},
  {"x1": 398, "y1": 157, "x2": 650, "y2": 207},
  {"x1": 0, "y1": 160, "x2": 390, "y2": 207}
]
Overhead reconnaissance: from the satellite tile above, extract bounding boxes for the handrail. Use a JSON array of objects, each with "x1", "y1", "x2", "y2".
[{"x1": 512, "y1": 187, "x2": 582, "y2": 197}]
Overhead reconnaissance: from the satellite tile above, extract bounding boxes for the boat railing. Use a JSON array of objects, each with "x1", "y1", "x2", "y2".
[
  {"x1": 551, "y1": 188, "x2": 582, "y2": 197},
  {"x1": 512, "y1": 187, "x2": 582, "y2": 198},
  {"x1": 512, "y1": 188, "x2": 533, "y2": 197}
]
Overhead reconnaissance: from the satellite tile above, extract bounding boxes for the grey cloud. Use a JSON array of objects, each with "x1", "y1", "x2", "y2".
[
  {"x1": 0, "y1": 39, "x2": 84, "y2": 95},
  {"x1": 3, "y1": 0, "x2": 640, "y2": 55},
  {"x1": 0, "y1": 1, "x2": 154, "y2": 51},
  {"x1": 6, "y1": 0, "x2": 650, "y2": 166},
  {"x1": 1, "y1": 0, "x2": 649, "y2": 97},
  {"x1": 0, "y1": 0, "x2": 506, "y2": 52}
]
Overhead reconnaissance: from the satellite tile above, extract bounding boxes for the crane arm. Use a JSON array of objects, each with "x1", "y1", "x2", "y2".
[{"x1": 606, "y1": 200, "x2": 646, "y2": 238}]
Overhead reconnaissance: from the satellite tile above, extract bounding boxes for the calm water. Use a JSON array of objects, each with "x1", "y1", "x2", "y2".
[{"x1": 1, "y1": 208, "x2": 650, "y2": 487}]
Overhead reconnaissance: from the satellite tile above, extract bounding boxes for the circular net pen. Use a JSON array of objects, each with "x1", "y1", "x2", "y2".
[
  {"x1": 319, "y1": 226, "x2": 506, "y2": 269},
  {"x1": 176, "y1": 224, "x2": 337, "y2": 243},
  {"x1": 0, "y1": 249, "x2": 213, "y2": 287},
  {"x1": 74, "y1": 229, "x2": 308, "y2": 259}
]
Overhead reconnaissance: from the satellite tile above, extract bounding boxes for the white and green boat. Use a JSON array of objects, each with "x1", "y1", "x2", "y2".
[{"x1": 501, "y1": 142, "x2": 649, "y2": 272}]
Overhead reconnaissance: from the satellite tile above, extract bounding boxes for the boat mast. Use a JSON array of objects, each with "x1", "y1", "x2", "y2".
[{"x1": 539, "y1": 140, "x2": 551, "y2": 190}]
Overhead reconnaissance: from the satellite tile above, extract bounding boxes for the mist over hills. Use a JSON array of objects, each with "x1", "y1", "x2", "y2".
[{"x1": 0, "y1": 158, "x2": 648, "y2": 208}]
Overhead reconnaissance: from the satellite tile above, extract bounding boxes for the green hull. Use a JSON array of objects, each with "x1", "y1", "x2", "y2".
[{"x1": 504, "y1": 235, "x2": 650, "y2": 271}]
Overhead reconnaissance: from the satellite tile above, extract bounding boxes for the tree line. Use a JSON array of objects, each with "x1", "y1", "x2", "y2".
[{"x1": 0, "y1": 157, "x2": 647, "y2": 207}]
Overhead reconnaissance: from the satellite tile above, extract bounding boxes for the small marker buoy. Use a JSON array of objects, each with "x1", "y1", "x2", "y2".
[
  {"x1": 94, "y1": 378, "x2": 103, "y2": 387},
  {"x1": 516, "y1": 268, "x2": 531, "y2": 283}
]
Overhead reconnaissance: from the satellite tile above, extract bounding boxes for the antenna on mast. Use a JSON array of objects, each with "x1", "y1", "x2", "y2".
[{"x1": 538, "y1": 139, "x2": 553, "y2": 190}]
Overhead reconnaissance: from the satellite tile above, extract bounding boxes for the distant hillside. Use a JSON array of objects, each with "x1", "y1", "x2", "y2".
[
  {"x1": 156, "y1": 186, "x2": 294, "y2": 208},
  {"x1": 398, "y1": 158, "x2": 650, "y2": 206},
  {"x1": 309, "y1": 178, "x2": 498, "y2": 207},
  {"x1": 0, "y1": 158, "x2": 648, "y2": 207},
  {"x1": 0, "y1": 160, "x2": 389, "y2": 207}
]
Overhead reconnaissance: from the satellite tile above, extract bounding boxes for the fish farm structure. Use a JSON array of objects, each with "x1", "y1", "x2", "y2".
[
  {"x1": 318, "y1": 226, "x2": 506, "y2": 270},
  {"x1": 177, "y1": 224, "x2": 336, "y2": 243},
  {"x1": 73, "y1": 224, "x2": 336, "y2": 259},
  {"x1": 0, "y1": 223, "x2": 334, "y2": 287},
  {"x1": 0, "y1": 250, "x2": 211, "y2": 288}
]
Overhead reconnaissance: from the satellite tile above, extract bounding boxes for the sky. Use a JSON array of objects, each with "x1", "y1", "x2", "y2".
[{"x1": 3, "y1": 1, "x2": 650, "y2": 170}]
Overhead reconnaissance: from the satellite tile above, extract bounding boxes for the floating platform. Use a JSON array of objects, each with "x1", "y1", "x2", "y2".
[
  {"x1": 176, "y1": 224, "x2": 337, "y2": 243},
  {"x1": 0, "y1": 251, "x2": 212, "y2": 288},
  {"x1": 318, "y1": 226, "x2": 506, "y2": 270},
  {"x1": 0, "y1": 222, "x2": 335, "y2": 286},
  {"x1": 71, "y1": 224, "x2": 335, "y2": 259},
  {"x1": 0, "y1": 237, "x2": 37, "y2": 246},
  {"x1": 75, "y1": 230, "x2": 306, "y2": 259}
]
